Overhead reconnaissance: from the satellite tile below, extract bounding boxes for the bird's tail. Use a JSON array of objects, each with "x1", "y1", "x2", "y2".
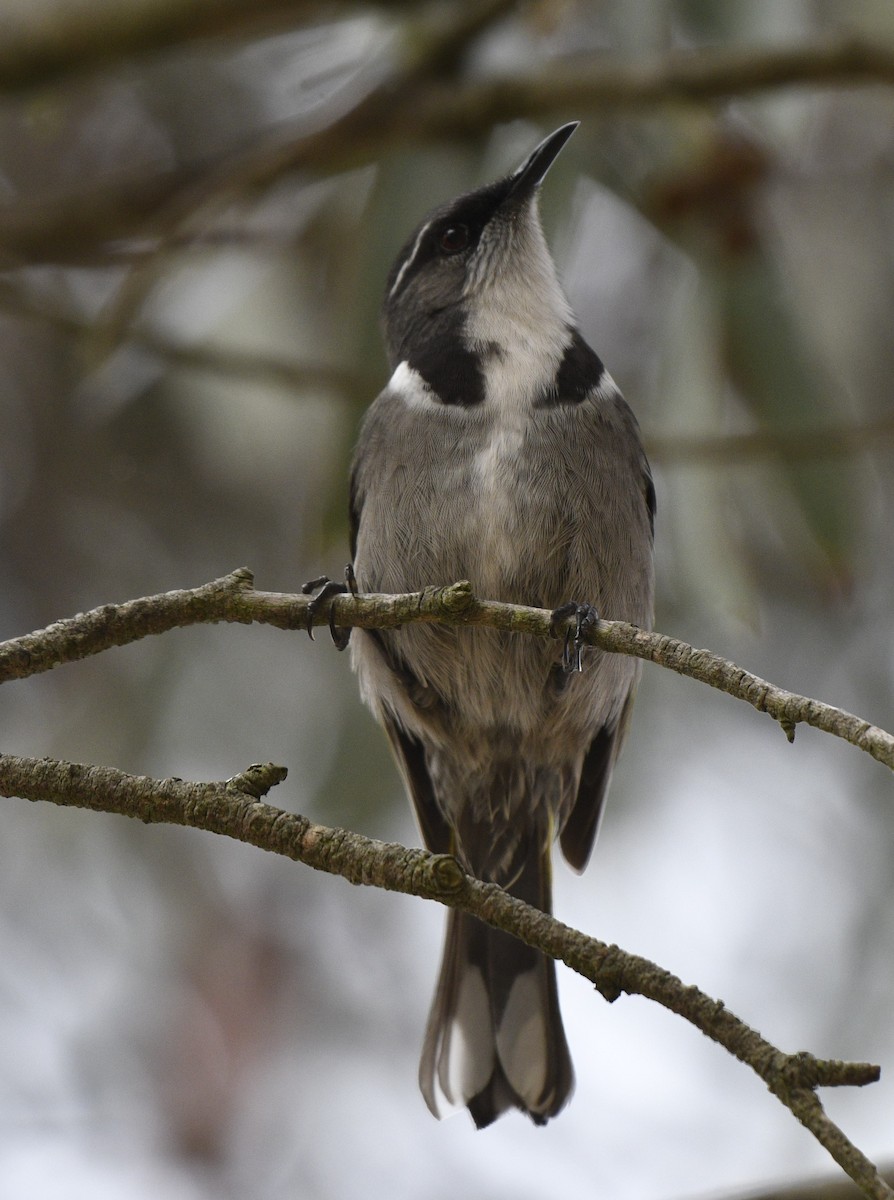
[{"x1": 419, "y1": 833, "x2": 573, "y2": 1128}]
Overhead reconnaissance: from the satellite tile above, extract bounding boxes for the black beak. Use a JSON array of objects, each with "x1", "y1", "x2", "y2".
[{"x1": 508, "y1": 122, "x2": 579, "y2": 202}]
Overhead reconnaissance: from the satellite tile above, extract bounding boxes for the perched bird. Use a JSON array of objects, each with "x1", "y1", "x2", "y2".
[{"x1": 347, "y1": 123, "x2": 655, "y2": 1127}]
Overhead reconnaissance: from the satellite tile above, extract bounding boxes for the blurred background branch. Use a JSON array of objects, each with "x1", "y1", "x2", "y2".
[
  {"x1": 647, "y1": 415, "x2": 894, "y2": 465},
  {"x1": 0, "y1": 0, "x2": 419, "y2": 93},
  {"x1": 5, "y1": 4, "x2": 894, "y2": 97},
  {"x1": 6, "y1": 30, "x2": 894, "y2": 262}
]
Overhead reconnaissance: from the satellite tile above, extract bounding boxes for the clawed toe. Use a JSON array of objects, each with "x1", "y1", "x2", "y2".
[
  {"x1": 549, "y1": 602, "x2": 599, "y2": 673},
  {"x1": 328, "y1": 603, "x2": 351, "y2": 651},
  {"x1": 303, "y1": 565, "x2": 357, "y2": 648}
]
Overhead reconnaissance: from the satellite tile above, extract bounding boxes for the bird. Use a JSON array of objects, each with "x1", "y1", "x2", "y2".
[{"x1": 344, "y1": 123, "x2": 655, "y2": 1127}]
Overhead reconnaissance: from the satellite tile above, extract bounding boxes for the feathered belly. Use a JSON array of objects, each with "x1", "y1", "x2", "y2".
[{"x1": 351, "y1": 396, "x2": 648, "y2": 752}]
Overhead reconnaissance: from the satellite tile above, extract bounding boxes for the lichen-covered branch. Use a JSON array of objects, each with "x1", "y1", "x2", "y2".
[
  {"x1": 1, "y1": 569, "x2": 891, "y2": 772},
  {"x1": 0, "y1": 749, "x2": 888, "y2": 1198}
]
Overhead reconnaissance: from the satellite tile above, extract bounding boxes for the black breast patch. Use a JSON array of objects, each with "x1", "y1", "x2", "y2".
[
  {"x1": 393, "y1": 303, "x2": 485, "y2": 407},
  {"x1": 408, "y1": 334, "x2": 486, "y2": 407},
  {"x1": 537, "y1": 328, "x2": 606, "y2": 406}
]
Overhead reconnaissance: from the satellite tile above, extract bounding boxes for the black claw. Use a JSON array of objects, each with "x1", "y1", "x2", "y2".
[
  {"x1": 304, "y1": 578, "x2": 348, "y2": 641},
  {"x1": 562, "y1": 628, "x2": 576, "y2": 673},
  {"x1": 550, "y1": 602, "x2": 599, "y2": 674},
  {"x1": 329, "y1": 602, "x2": 351, "y2": 651},
  {"x1": 332, "y1": 562, "x2": 360, "y2": 644},
  {"x1": 304, "y1": 566, "x2": 359, "y2": 647},
  {"x1": 571, "y1": 603, "x2": 599, "y2": 672}
]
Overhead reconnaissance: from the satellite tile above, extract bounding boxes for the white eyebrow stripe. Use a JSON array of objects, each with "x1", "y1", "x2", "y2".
[{"x1": 388, "y1": 218, "x2": 432, "y2": 300}]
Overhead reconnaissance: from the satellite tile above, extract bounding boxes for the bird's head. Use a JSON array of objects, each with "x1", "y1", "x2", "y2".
[{"x1": 381, "y1": 123, "x2": 579, "y2": 376}]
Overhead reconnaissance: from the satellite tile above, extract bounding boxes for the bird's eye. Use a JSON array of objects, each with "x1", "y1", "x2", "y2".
[{"x1": 439, "y1": 224, "x2": 469, "y2": 254}]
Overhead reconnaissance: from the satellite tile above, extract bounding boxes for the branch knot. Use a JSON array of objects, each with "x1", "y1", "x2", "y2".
[
  {"x1": 432, "y1": 579, "x2": 476, "y2": 615},
  {"x1": 591, "y1": 942, "x2": 628, "y2": 1003},
  {"x1": 427, "y1": 853, "x2": 466, "y2": 894},
  {"x1": 226, "y1": 762, "x2": 288, "y2": 798}
]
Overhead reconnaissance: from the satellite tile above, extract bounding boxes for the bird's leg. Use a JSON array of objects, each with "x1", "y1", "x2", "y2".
[
  {"x1": 302, "y1": 564, "x2": 357, "y2": 649},
  {"x1": 549, "y1": 602, "x2": 599, "y2": 673}
]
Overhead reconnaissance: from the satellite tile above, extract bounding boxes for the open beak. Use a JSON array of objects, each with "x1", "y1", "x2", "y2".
[{"x1": 508, "y1": 122, "x2": 579, "y2": 202}]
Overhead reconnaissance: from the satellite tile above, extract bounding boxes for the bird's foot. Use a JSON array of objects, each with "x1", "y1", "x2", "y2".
[
  {"x1": 302, "y1": 564, "x2": 358, "y2": 650},
  {"x1": 549, "y1": 602, "x2": 599, "y2": 673}
]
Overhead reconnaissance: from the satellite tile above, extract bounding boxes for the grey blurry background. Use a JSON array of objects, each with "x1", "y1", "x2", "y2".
[{"x1": 1, "y1": 2, "x2": 893, "y2": 1197}]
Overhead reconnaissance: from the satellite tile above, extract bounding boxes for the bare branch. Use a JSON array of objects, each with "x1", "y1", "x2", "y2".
[
  {"x1": 0, "y1": 749, "x2": 888, "y2": 1198},
  {"x1": 1, "y1": 570, "x2": 891, "y2": 772}
]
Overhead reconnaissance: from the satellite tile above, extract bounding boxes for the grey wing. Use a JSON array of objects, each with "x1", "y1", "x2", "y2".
[
  {"x1": 559, "y1": 725, "x2": 615, "y2": 872},
  {"x1": 361, "y1": 623, "x2": 453, "y2": 854},
  {"x1": 381, "y1": 711, "x2": 452, "y2": 855},
  {"x1": 559, "y1": 687, "x2": 638, "y2": 873},
  {"x1": 561, "y1": 457, "x2": 655, "y2": 873},
  {"x1": 349, "y1": 395, "x2": 451, "y2": 851},
  {"x1": 349, "y1": 462, "x2": 361, "y2": 560}
]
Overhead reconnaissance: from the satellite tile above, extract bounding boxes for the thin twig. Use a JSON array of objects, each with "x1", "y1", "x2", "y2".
[
  {"x1": 0, "y1": 750, "x2": 888, "y2": 1198},
  {"x1": 0, "y1": 570, "x2": 892, "y2": 771}
]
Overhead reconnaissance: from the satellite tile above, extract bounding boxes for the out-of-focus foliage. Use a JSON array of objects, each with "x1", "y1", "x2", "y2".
[{"x1": 1, "y1": 3, "x2": 893, "y2": 1198}]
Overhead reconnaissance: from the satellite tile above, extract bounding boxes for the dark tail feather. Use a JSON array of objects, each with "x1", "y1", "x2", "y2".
[{"x1": 419, "y1": 841, "x2": 573, "y2": 1127}]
